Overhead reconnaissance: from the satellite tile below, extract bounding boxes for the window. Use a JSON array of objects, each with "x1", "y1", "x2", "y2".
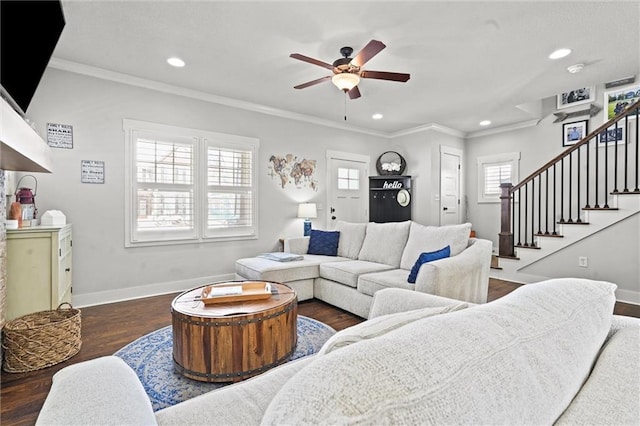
[
  {"x1": 205, "y1": 143, "x2": 254, "y2": 238},
  {"x1": 337, "y1": 167, "x2": 360, "y2": 190},
  {"x1": 124, "y1": 119, "x2": 259, "y2": 246},
  {"x1": 477, "y1": 152, "x2": 520, "y2": 203}
]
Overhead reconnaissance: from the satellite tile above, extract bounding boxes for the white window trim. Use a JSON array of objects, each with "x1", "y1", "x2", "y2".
[
  {"x1": 123, "y1": 119, "x2": 259, "y2": 247},
  {"x1": 477, "y1": 152, "x2": 520, "y2": 203}
]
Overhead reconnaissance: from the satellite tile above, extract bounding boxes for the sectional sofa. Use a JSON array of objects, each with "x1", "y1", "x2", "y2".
[
  {"x1": 236, "y1": 220, "x2": 492, "y2": 317},
  {"x1": 36, "y1": 278, "x2": 640, "y2": 425}
]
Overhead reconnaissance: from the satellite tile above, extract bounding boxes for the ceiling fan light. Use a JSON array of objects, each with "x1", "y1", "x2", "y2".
[
  {"x1": 332, "y1": 73, "x2": 360, "y2": 91},
  {"x1": 567, "y1": 63, "x2": 584, "y2": 74}
]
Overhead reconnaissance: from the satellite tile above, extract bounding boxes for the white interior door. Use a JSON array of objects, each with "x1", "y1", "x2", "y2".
[
  {"x1": 326, "y1": 151, "x2": 369, "y2": 227},
  {"x1": 440, "y1": 147, "x2": 462, "y2": 225}
]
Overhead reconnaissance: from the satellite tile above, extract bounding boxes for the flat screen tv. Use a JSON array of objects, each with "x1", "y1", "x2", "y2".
[{"x1": 1, "y1": 0, "x2": 66, "y2": 116}]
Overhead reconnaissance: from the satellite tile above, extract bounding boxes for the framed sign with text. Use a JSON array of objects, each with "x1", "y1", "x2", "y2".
[
  {"x1": 81, "y1": 160, "x2": 105, "y2": 184},
  {"x1": 47, "y1": 123, "x2": 73, "y2": 149}
]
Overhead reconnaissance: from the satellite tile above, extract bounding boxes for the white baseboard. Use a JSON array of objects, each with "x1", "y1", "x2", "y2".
[
  {"x1": 70, "y1": 273, "x2": 640, "y2": 308},
  {"x1": 489, "y1": 272, "x2": 639, "y2": 306},
  {"x1": 616, "y1": 288, "x2": 640, "y2": 306},
  {"x1": 72, "y1": 273, "x2": 236, "y2": 308}
]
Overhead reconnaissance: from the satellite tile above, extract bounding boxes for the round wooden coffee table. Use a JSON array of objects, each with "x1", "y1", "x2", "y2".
[{"x1": 171, "y1": 281, "x2": 297, "y2": 382}]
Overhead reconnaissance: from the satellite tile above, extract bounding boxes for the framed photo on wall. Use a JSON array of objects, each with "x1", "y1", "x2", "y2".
[
  {"x1": 557, "y1": 86, "x2": 595, "y2": 110},
  {"x1": 604, "y1": 84, "x2": 640, "y2": 120},
  {"x1": 598, "y1": 124, "x2": 626, "y2": 147},
  {"x1": 562, "y1": 120, "x2": 588, "y2": 146}
]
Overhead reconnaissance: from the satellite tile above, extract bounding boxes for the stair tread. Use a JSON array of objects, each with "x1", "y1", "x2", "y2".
[
  {"x1": 515, "y1": 244, "x2": 540, "y2": 250},
  {"x1": 583, "y1": 207, "x2": 619, "y2": 211},
  {"x1": 557, "y1": 221, "x2": 590, "y2": 225},
  {"x1": 611, "y1": 190, "x2": 640, "y2": 194},
  {"x1": 535, "y1": 233, "x2": 563, "y2": 238}
]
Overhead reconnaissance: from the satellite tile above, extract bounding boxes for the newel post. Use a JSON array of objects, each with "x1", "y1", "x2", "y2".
[{"x1": 499, "y1": 183, "x2": 514, "y2": 257}]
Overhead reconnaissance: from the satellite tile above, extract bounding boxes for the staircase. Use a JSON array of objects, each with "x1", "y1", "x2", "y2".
[{"x1": 492, "y1": 99, "x2": 640, "y2": 296}]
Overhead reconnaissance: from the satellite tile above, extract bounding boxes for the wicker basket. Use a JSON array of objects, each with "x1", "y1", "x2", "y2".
[{"x1": 2, "y1": 303, "x2": 81, "y2": 373}]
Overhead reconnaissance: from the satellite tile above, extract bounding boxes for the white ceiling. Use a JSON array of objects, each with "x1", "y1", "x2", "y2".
[{"x1": 52, "y1": 1, "x2": 640, "y2": 136}]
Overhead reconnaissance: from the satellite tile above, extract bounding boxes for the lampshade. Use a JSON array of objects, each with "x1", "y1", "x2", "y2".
[
  {"x1": 297, "y1": 203, "x2": 317, "y2": 219},
  {"x1": 331, "y1": 73, "x2": 360, "y2": 92}
]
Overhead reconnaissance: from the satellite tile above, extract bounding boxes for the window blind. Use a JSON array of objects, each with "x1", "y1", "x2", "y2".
[
  {"x1": 135, "y1": 138, "x2": 194, "y2": 233},
  {"x1": 483, "y1": 162, "x2": 512, "y2": 197}
]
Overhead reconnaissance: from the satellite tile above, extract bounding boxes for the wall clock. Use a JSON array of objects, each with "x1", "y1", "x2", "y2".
[{"x1": 376, "y1": 151, "x2": 406, "y2": 175}]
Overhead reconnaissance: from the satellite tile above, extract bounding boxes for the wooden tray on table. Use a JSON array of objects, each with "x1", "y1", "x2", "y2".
[{"x1": 200, "y1": 281, "x2": 273, "y2": 305}]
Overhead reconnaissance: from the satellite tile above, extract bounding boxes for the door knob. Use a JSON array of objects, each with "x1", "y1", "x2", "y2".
[
  {"x1": 330, "y1": 207, "x2": 335, "y2": 213},
  {"x1": 331, "y1": 216, "x2": 336, "y2": 220},
  {"x1": 443, "y1": 207, "x2": 448, "y2": 211}
]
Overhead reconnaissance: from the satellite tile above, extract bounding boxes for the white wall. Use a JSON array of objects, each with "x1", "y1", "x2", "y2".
[
  {"x1": 522, "y1": 213, "x2": 640, "y2": 303},
  {"x1": 24, "y1": 68, "x2": 389, "y2": 306},
  {"x1": 391, "y1": 129, "x2": 465, "y2": 225}
]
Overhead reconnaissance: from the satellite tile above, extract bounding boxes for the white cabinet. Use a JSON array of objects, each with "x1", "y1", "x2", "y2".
[{"x1": 5, "y1": 224, "x2": 72, "y2": 321}]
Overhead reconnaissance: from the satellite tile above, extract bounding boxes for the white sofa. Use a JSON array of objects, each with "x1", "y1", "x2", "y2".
[
  {"x1": 236, "y1": 220, "x2": 492, "y2": 318},
  {"x1": 36, "y1": 278, "x2": 640, "y2": 425}
]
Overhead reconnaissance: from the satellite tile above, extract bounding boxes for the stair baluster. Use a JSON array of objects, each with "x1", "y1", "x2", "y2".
[
  {"x1": 524, "y1": 184, "x2": 529, "y2": 246},
  {"x1": 585, "y1": 141, "x2": 590, "y2": 208},
  {"x1": 614, "y1": 121, "x2": 619, "y2": 193},
  {"x1": 623, "y1": 115, "x2": 629, "y2": 192},
  {"x1": 537, "y1": 173, "x2": 542, "y2": 235},
  {"x1": 552, "y1": 163, "x2": 557, "y2": 235},
  {"x1": 604, "y1": 123, "x2": 609, "y2": 208},
  {"x1": 576, "y1": 147, "x2": 582, "y2": 222},
  {"x1": 560, "y1": 157, "x2": 565, "y2": 223},
  {"x1": 635, "y1": 110, "x2": 639, "y2": 192},
  {"x1": 545, "y1": 169, "x2": 550, "y2": 235},
  {"x1": 517, "y1": 187, "x2": 522, "y2": 247},
  {"x1": 595, "y1": 131, "x2": 600, "y2": 208},
  {"x1": 568, "y1": 151, "x2": 573, "y2": 223}
]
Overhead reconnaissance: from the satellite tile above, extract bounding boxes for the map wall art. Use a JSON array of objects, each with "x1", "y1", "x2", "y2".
[{"x1": 268, "y1": 154, "x2": 318, "y2": 191}]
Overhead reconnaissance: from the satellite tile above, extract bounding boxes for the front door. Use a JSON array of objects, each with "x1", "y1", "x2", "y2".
[
  {"x1": 440, "y1": 146, "x2": 462, "y2": 225},
  {"x1": 327, "y1": 151, "x2": 369, "y2": 227}
]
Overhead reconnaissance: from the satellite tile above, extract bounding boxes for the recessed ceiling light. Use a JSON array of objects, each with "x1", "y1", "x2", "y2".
[
  {"x1": 372, "y1": 113, "x2": 384, "y2": 120},
  {"x1": 167, "y1": 57, "x2": 185, "y2": 67},
  {"x1": 548, "y1": 48, "x2": 572, "y2": 60},
  {"x1": 479, "y1": 120, "x2": 491, "y2": 126}
]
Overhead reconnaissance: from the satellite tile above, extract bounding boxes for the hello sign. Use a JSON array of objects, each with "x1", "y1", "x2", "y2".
[{"x1": 382, "y1": 181, "x2": 403, "y2": 189}]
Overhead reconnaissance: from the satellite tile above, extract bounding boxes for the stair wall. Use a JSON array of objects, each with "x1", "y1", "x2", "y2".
[{"x1": 491, "y1": 193, "x2": 640, "y2": 304}]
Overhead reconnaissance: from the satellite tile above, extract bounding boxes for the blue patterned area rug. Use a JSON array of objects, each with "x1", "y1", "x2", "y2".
[{"x1": 114, "y1": 315, "x2": 335, "y2": 411}]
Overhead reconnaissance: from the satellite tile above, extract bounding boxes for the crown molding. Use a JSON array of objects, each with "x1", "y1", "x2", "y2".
[
  {"x1": 466, "y1": 119, "x2": 541, "y2": 139},
  {"x1": 47, "y1": 58, "x2": 541, "y2": 141},
  {"x1": 390, "y1": 122, "x2": 466, "y2": 139},
  {"x1": 47, "y1": 58, "x2": 389, "y2": 138}
]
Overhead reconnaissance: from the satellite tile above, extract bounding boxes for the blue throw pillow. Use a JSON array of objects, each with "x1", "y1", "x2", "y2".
[
  {"x1": 407, "y1": 245, "x2": 451, "y2": 283},
  {"x1": 307, "y1": 230, "x2": 340, "y2": 256}
]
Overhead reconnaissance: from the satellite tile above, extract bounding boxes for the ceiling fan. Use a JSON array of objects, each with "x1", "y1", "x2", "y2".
[{"x1": 290, "y1": 39, "x2": 410, "y2": 100}]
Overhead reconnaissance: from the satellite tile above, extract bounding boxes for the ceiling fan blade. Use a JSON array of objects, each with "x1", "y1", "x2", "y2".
[
  {"x1": 290, "y1": 53, "x2": 335, "y2": 70},
  {"x1": 350, "y1": 40, "x2": 386, "y2": 67},
  {"x1": 294, "y1": 75, "x2": 332, "y2": 89},
  {"x1": 348, "y1": 85, "x2": 361, "y2": 100},
  {"x1": 360, "y1": 70, "x2": 410, "y2": 82}
]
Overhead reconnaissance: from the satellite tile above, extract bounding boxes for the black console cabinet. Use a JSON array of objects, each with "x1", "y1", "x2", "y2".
[{"x1": 369, "y1": 176, "x2": 412, "y2": 223}]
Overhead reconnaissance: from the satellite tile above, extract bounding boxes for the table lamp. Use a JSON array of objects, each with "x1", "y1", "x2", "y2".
[{"x1": 297, "y1": 203, "x2": 317, "y2": 236}]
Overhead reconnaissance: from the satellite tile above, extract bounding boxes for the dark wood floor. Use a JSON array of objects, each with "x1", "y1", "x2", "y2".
[{"x1": 1, "y1": 278, "x2": 638, "y2": 425}]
